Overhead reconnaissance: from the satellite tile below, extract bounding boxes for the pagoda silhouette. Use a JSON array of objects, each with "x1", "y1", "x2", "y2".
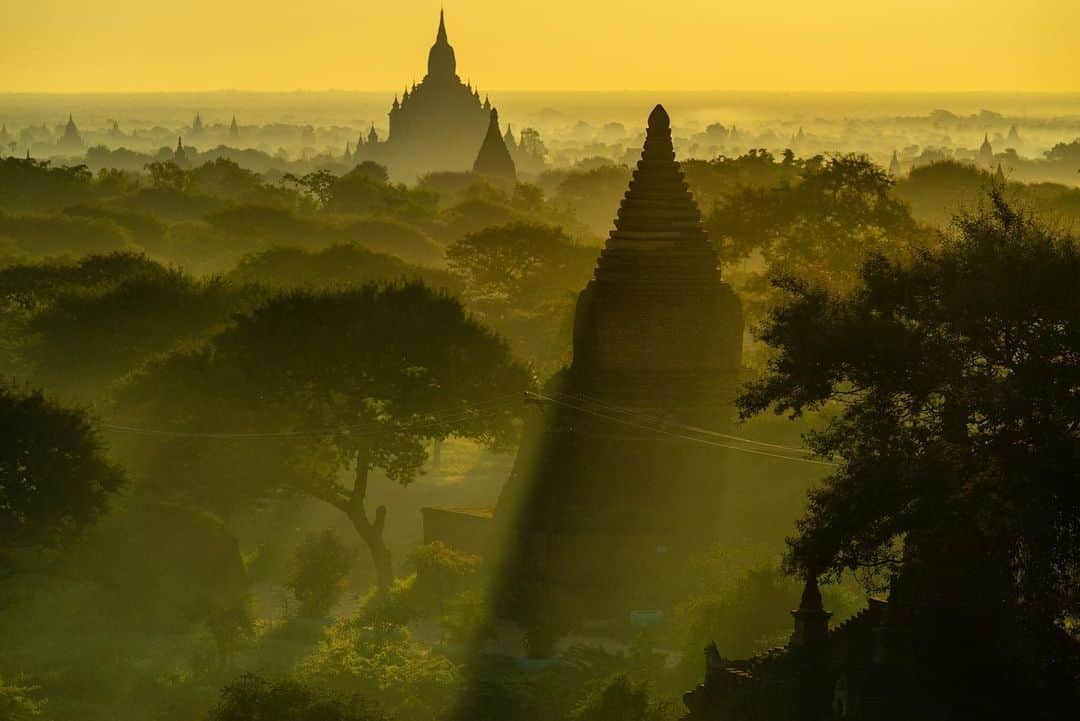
[
  {"x1": 493, "y1": 106, "x2": 744, "y2": 650},
  {"x1": 472, "y1": 108, "x2": 516, "y2": 183},
  {"x1": 356, "y1": 10, "x2": 494, "y2": 180}
]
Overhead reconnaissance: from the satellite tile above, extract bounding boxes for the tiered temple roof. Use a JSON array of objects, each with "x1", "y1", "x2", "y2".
[{"x1": 593, "y1": 105, "x2": 719, "y2": 289}]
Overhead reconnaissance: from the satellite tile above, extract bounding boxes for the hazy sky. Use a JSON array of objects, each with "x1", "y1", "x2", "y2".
[{"x1": 3, "y1": 1, "x2": 1077, "y2": 93}]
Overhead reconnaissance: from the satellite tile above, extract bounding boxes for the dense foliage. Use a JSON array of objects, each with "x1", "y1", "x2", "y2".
[
  {"x1": 740, "y1": 192, "x2": 1080, "y2": 622},
  {"x1": 0, "y1": 386, "x2": 124, "y2": 552}
]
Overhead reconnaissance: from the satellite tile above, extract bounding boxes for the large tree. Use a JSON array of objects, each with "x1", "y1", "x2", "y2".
[
  {"x1": 117, "y1": 283, "x2": 532, "y2": 589},
  {"x1": 708, "y1": 153, "x2": 921, "y2": 321},
  {"x1": 739, "y1": 192, "x2": 1080, "y2": 623},
  {"x1": 0, "y1": 386, "x2": 124, "y2": 554},
  {"x1": 446, "y1": 222, "x2": 596, "y2": 306},
  {"x1": 14, "y1": 267, "x2": 256, "y2": 400}
]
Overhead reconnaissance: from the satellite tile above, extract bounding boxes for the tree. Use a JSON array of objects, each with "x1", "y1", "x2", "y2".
[
  {"x1": 117, "y1": 284, "x2": 533, "y2": 590},
  {"x1": 210, "y1": 673, "x2": 385, "y2": 721},
  {"x1": 572, "y1": 675, "x2": 673, "y2": 721},
  {"x1": 227, "y1": 244, "x2": 459, "y2": 293},
  {"x1": 0, "y1": 386, "x2": 124, "y2": 553},
  {"x1": 709, "y1": 154, "x2": 920, "y2": 289},
  {"x1": 0, "y1": 676, "x2": 46, "y2": 721},
  {"x1": 186, "y1": 157, "x2": 264, "y2": 200},
  {"x1": 548, "y1": 165, "x2": 632, "y2": 235},
  {"x1": 16, "y1": 268, "x2": 255, "y2": 400},
  {"x1": 446, "y1": 222, "x2": 596, "y2": 305},
  {"x1": 144, "y1": 160, "x2": 189, "y2": 192},
  {"x1": 738, "y1": 192, "x2": 1080, "y2": 623},
  {"x1": 288, "y1": 530, "x2": 355, "y2": 618},
  {"x1": 283, "y1": 169, "x2": 337, "y2": 206}
]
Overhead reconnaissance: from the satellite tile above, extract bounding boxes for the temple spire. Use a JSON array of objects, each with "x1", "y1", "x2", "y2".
[
  {"x1": 427, "y1": 8, "x2": 457, "y2": 78},
  {"x1": 789, "y1": 575, "x2": 832, "y2": 647},
  {"x1": 605, "y1": 104, "x2": 705, "y2": 243}
]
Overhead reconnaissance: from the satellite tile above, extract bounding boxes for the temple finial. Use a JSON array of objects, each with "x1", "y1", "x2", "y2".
[{"x1": 648, "y1": 104, "x2": 670, "y2": 131}]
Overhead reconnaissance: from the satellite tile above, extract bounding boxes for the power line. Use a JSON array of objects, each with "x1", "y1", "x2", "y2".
[
  {"x1": 533, "y1": 393, "x2": 837, "y2": 467},
  {"x1": 558, "y1": 391, "x2": 816, "y2": 455}
]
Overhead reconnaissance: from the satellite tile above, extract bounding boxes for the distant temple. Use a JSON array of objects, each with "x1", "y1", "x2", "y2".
[
  {"x1": 978, "y1": 133, "x2": 994, "y2": 167},
  {"x1": 355, "y1": 10, "x2": 495, "y2": 180},
  {"x1": 229, "y1": 115, "x2": 240, "y2": 140},
  {"x1": 174, "y1": 136, "x2": 188, "y2": 166},
  {"x1": 491, "y1": 105, "x2": 744, "y2": 648},
  {"x1": 56, "y1": 115, "x2": 84, "y2": 153},
  {"x1": 472, "y1": 108, "x2": 516, "y2": 182},
  {"x1": 888, "y1": 150, "x2": 901, "y2": 177}
]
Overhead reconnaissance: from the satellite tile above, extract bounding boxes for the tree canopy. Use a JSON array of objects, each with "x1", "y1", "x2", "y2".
[
  {"x1": 0, "y1": 386, "x2": 124, "y2": 553},
  {"x1": 447, "y1": 222, "x2": 596, "y2": 305},
  {"x1": 117, "y1": 283, "x2": 533, "y2": 588},
  {"x1": 739, "y1": 192, "x2": 1080, "y2": 622}
]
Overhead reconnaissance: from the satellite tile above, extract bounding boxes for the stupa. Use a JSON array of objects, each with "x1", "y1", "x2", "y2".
[
  {"x1": 472, "y1": 108, "x2": 516, "y2": 182},
  {"x1": 494, "y1": 105, "x2": 744, "y2": 643},
  {"x1": 56, "y1": 115, "x2": 83, "y2": 153}
]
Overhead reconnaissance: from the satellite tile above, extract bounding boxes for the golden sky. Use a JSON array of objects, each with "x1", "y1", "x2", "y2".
[{"x1": 3, "y1": 1, "x2": 1077, "y2": 93}]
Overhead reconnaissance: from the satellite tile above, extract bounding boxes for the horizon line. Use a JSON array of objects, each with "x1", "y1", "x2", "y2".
[{"x1": 3, "y1": 89, "x2": 1080, "y2": 97}]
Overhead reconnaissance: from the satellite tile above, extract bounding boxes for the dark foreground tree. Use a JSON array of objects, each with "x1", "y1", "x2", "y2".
[
  {"x1": 0, "y1": 386, "x2": 124, "y2": 553},
  {"x1": 739, "y1": 192, "x2": 1080, "y2": 624},
  {"x1": 118, "y1": 284, "x2": 532, "y2": 590}
]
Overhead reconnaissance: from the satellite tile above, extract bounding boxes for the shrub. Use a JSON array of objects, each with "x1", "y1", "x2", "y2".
[{"x1": 287, "y1": 531, "x2": 354, "y2": 618}]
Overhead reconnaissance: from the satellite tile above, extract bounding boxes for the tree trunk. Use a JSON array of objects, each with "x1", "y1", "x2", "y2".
[
  {"x1": 347, "y1": 445, "x2": 395, "y2": 591},
  {"x1": 350, "y1": 504, "x2": 394, "y2": 591}
]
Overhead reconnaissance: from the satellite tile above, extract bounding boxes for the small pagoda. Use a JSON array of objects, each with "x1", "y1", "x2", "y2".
[{"x1": 472, "y1": 108, "x2": 516, "y2": 182}]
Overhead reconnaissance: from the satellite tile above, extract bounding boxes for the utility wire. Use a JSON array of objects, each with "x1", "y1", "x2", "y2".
[
  {"x1": 533, "y1": 393, "x2": 837, "y2": 467},
  {"x1": 558, "y1": 391, "x2": 816, "y2": 455}
]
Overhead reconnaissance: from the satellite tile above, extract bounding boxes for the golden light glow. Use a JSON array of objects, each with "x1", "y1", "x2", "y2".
[{"x1": 2, "y1": 0, "x2": 1077, "y2": 93}]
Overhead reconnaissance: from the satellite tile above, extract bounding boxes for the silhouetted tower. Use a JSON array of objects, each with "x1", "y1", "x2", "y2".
[
  {"x1": 790, "y1": 576, "x2": 832, "y2": 647},
  {"x1": 174, "y1": 136, "x2": 188, "y2": 165},
  {"x1": 57, "y1": 114, "x2": 84, "y2": 152},
  {"x1": 367, "y1": 123, "x2": 379, "y2": 145},
  {"x1": 473, "y1": 108, "x2": 516, "y2": 182},
  {"x1": 1007, "y1": 123, "x2": 1020, "y2": 144},
  {"x1": 192, "y1": 113, "x2": 204, "y2": 135},
  {"x1": 229, "y1": 115, "x2": 240, "y2": 139},
  {"x1": 978, "y1": 133, "x2": 994, "y2": 167},
  {"x1": 343, "y1": 141, "x2": 352, "y2": 162},
  {"x1": 503, "y1": 123, "x2": 518, "y2": 152},
  {"x1": 889, "y1": 150, "x2": 902, "y2": 177},
  {"x1": 496, "y1": 105, "x2": 744, "y2": 637},
  {"x1": 994, "y1": 162, "x2": 1006, "y2": 184}
]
